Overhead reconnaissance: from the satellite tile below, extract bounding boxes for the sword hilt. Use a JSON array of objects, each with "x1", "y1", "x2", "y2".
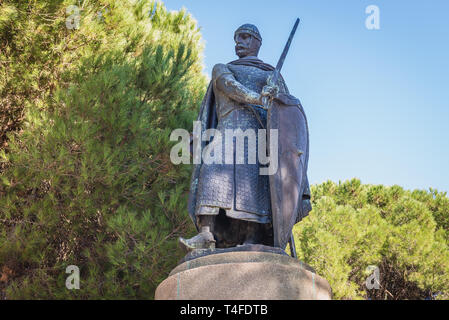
[{"x1": 262, "y1": 18, "x2": 300, "y2": 110}]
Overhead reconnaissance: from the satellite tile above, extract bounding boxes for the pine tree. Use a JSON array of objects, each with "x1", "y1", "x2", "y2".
[
  {"x1": 0, "y1": 0, "x2": 206, "y2": 299},
  {"x1": 294, "y1": 179, "x2": 449, "y2": 300}
]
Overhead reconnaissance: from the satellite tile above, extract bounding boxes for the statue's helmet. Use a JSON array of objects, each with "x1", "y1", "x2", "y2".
[{"x1": 234, "y1": 24, "x2": 262, "y2": 43}]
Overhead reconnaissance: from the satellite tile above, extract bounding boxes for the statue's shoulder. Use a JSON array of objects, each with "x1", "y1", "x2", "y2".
[{"x1": 212, "y1": 63, "x2": 232, "y2": 79}]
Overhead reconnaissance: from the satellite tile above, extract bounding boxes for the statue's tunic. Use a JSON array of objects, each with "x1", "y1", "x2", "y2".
[{"x1": 194, "y1": 61, "x2": 288, "y2": 224}]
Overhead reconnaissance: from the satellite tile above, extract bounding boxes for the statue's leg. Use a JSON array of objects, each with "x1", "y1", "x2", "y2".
[
  {"x1": 242, "y1": 221, "x2": 263, "y2": 245},
  {"x1": 198, "y1": 214, "x2": 215, "y2": 234}
]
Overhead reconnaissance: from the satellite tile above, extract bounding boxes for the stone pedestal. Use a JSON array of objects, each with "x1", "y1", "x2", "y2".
[{"x1": 155, "y1": 247, "x2": 332, "y2": 300}]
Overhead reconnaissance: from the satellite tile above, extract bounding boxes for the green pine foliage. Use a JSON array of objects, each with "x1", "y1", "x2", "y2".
[
  {"x1": 0, "y1": 0, "x2": 88, "y2": 150},
  {"x1": 0, "y1": 0, "x2": 206, "y2": 299},
  {"x1": 294, "y1": 179, "x2": 449, "y2": 300}
]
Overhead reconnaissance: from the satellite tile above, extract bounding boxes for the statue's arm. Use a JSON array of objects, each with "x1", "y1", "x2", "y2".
[{"x1": 212, "y1": 64, "x2": 261, "y2": 105}]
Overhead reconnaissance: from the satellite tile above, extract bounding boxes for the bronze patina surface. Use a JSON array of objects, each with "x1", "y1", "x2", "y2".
[{"x1": 180, "y1": 21, "x2": 311, "y2": 253}]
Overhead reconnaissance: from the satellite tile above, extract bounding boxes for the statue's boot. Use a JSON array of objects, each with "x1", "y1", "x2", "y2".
[{"x1": 179, "y1": 226, "x2": 216, "y2": 251}]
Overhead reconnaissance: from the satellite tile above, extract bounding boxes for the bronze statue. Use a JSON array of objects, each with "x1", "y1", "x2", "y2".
[{"x1": 180, "y1": 21, "x2": 311, "y2": 255}]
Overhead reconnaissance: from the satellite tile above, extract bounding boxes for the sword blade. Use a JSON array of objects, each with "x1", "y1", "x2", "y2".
[
  {"x1": 263, "y1": 19, "x2": 300, "y2": 112},
  {"x1": 276, "y1": 18, "x2": 300, "y2": 71}
]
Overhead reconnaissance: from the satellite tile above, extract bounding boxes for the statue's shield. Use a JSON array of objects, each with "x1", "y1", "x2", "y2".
[{"x1": 267, "y1": 94, "x2": 309, "y2": 250}]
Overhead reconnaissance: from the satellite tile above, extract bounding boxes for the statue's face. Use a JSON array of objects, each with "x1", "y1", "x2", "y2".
[{"x1": 235, "y1": 32, "x2": 261, "y2": 58}]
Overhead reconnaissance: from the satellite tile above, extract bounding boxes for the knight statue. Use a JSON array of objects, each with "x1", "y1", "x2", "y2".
[{"x1": 179, "y1": 22, "x2": 311, "y2": 255}]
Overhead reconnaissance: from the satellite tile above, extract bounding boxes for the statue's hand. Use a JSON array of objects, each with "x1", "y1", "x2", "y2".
[
  {"x1": 258, "y1": 85, "x2": 279, "y2": 108},
  {"x1": 261, "y1": 84, "x2": 279, "y2": 100}
]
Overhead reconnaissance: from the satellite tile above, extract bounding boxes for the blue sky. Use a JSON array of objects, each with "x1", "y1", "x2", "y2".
[{"x1": 163, "y1": 0, "x2": 449, "y2": 193}]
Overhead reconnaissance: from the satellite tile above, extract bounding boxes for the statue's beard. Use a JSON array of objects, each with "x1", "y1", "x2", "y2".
[
  {"x1": 235, "y1": 46, "x2": 249, "y2": 58},
  {"x1": 236, "y1": 46, "x2": 259, "y2": 58}
]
